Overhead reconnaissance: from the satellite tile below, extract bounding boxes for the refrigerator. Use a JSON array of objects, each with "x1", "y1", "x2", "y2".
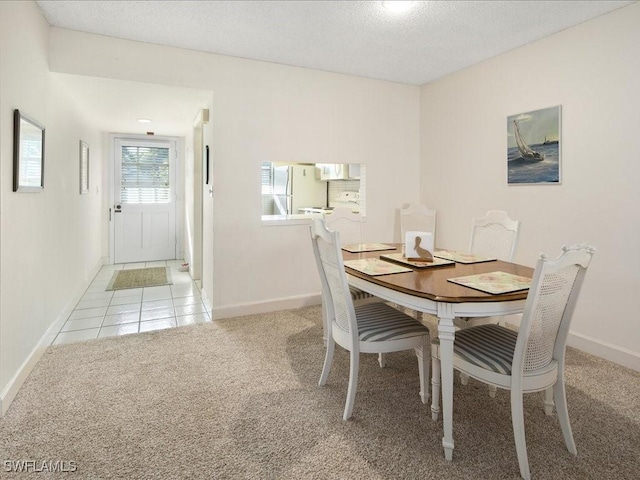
[{"x1": 273, "y1": 165, "x2": 327, "y2": 214}]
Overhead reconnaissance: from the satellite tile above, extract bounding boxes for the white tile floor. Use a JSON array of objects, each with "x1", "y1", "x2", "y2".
[{"x1": 53, "y1": 260, "x2": 211, "y2": 345}]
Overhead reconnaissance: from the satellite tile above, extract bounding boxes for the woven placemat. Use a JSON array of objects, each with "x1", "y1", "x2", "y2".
[{"x1": 106, "y1": 267, "x2": 172, "y2": 291}]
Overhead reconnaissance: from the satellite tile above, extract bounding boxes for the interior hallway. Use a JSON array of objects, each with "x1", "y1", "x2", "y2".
[{"x1": 54, "y1": 260, "x2": 211, "y2": 345}]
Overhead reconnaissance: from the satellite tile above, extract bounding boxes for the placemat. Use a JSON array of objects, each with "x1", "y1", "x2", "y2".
[
  {"x1": 342, "y1": 243, "x2": 396, "y2": 253},
  {"x1": 447, "y1": 271, "x2": 531, "y2": 295},
  {"x1": 344, "y1": 258, "x2": 412, "y2": 276},
  {"x1": 433, "y1": 250, "x2": 497, "y2": 264}
]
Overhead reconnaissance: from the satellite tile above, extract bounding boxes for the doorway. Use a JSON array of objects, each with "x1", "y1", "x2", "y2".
[{"x1": 112, "y1": 137, "x2": 178, "y2": 264}]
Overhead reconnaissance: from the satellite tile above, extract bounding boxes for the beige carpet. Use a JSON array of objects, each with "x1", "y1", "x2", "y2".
[
  {"x1": 106, "y1": 267, "x2": 171, "y2": 290},
  {"x1": 1, "y1": 305, "x2": 638, "y2": 479}
]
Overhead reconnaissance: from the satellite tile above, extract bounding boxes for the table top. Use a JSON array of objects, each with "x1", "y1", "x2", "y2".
[{"x1": 343, "y1": 243, "x2": 534, "y2": 304}]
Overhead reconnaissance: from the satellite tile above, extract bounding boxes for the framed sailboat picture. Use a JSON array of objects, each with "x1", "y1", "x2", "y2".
[{"x1": 507, "y1": 105, "x2": 561, "y2": 184}]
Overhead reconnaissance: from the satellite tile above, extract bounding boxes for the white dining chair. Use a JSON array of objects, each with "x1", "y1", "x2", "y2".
[
  {"x1": 469, "y1": 209, "x2": 520, "y2": 263},
  {"x1": 310, "y1": 218, "x2": 431, "y2": 420},
  {"x1": 399, "y1": 204, "x2": 437, "y2": 324},
  {"x1": 324, "y1": 208, "x2": 387, "y2": 366},
  {"x1": 325, "y1": 208, "x2": 373, "y2": 307},
  {"x1": 457, "y1": 210, "x2": 522, "y2": 393},
  {"x1": 400, "y1": 203, "x2": 437, "y2": 244},
  {"x1": 431, "y1": 244, "x2": 595, "y2": 480},
  {"x1": 456, "y1": 210, "x2": 521, "y2": 330}
]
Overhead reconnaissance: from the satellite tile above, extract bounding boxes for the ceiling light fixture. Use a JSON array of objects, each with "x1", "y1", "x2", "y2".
[
  {"x1": 381, "y1": 1, "x2": 415, "y2": 14},
  {"x1": 137, "y1": 118, "x2": 152, "y2": 124}
]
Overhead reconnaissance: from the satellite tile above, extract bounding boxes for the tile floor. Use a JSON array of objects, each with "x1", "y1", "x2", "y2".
[{"x1": 53, "y1": 260, "x2": 211, "y2": 345}]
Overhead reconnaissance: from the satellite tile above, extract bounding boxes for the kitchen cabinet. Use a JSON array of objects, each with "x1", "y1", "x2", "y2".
[{"x1": 318, "y1": 163, "x2": 348, "y2": 180}]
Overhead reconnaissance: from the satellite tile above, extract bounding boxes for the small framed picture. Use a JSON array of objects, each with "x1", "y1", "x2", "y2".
[
  {"x1": 507, "y1": 105, "x2": 561, "y2": 185},
  {"x1": 79, "y1": 140, "x2": 89, "y2": 194}
]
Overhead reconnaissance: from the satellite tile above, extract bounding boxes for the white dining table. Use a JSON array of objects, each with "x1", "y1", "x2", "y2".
[{"x1": 343, "y1": 244, "x2": 532, "y2": 461}]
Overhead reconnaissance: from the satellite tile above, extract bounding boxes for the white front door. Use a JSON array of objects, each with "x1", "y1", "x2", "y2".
[{"x1": 114, "y1": 138, "x2": 176, "y2": 263}]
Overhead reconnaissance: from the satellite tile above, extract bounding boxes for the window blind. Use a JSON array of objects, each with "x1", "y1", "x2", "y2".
[
  {"x1": 261, "y1": 162, "x2": 273, "y2": 194},
  {"x1": 121, "y1": 145, "x2": 170, "y2": 204}
]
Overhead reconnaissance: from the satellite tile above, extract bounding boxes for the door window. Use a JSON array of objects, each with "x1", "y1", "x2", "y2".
[{"x1": 121, "y1": 145, "x2": 171, "y2": 204}]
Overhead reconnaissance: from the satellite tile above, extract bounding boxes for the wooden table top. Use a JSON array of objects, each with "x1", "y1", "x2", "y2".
[{"x1": 343, "y1": 244, "x2": 534, "y2": 304}]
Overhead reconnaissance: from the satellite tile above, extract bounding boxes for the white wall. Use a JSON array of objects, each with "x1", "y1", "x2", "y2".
[
  {"x1": 420, "y1": 3, "x2": 640, "y2": 370},
  {"x1": 0, "y1": 2, "x2": 106, "y2": 412},
  {"x1": 48, "y1": 28, "x2": 422, "y2": 317}
]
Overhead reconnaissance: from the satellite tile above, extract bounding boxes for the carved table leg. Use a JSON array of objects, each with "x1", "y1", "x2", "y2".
[{"x1": 438, "y1": 303, "x2": 456, "y2": 461}]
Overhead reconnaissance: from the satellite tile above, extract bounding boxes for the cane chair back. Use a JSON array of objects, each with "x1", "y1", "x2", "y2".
[
  {"x1": 400, "y1": 204, "x2": 437, "y2": 242},
  {"x1": 311, "y1": 219, "x2": 358, "y2": 344},
  {"x1": 325, "y1": 207, "x2": 376, "y2": 303},
  {"x1": 470, "y1": 210, "x2": 520, "y2": 261},
  {"x1": 325, "y1": 207, "x2": 363, "y2": 246},
  {"x1": 457, "y1": 210, "x2": 522, "y2": 335}
]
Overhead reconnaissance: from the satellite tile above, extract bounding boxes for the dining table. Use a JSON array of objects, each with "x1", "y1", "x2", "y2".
[{"x1": 341, "y1": 243, "x2": 534, "y2": 461}]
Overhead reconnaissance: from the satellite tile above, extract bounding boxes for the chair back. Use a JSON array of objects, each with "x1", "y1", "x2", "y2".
[
  {"x1": 400, "y1": 204, "x2": 436, "y2": 242},
  {"x1": 513, "y1": 244, "x2": 595, "y2": 376},
  {"x1": 310, "y1": 218, "x2": 359, "y2": 345},
  {"x1": 325, "y1": 207, "x2": 364, "y2": 246},
  {"x1": 469, "y1": 210, "x2": 520, "y2": 261}
]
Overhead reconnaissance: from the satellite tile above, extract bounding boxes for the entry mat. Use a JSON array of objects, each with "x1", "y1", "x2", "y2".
[{"x1": 106, "y1": 267, "x2": 172, "y2": 291}]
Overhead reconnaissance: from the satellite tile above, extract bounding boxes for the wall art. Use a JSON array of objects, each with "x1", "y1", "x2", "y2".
[{"x1": 507, "y1": 105, "x2": 561, "y2": 184}]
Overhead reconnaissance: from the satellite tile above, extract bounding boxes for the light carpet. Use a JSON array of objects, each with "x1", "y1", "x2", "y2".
[
  {"x1": 106, "y1": 267, "x2": 172, "y2": 291},
  {"x1": 1, "y1": 305, "x2": 638, "y2": 479}
]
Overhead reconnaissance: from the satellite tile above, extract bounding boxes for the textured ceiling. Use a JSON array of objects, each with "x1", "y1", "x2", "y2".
[{"x1": 36, "y1": 0, "x2": 633, "y2": 86}]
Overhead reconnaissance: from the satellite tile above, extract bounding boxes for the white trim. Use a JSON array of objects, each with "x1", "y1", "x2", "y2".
[
  {"x1": 212, "y1": 293, "x2": 321, "y2": 320},
  {"x1": 0, "y1": 257, "x2": 106, "y2": 416},
  {"x1": 261, "y1": 214, "x2": 319, "y2": 226},
  {"x1": 567, "y1": 331, "x2": 640, "y2": 372}
]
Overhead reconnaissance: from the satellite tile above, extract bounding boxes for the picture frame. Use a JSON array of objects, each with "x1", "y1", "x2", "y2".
[
  {"x1": 507, "y1": 105, "x2": 561, "y2": 185},
  {"x1": 13, "y1": 109, "x2": 45, "y2": 192},
  {"x1": 79, "y1": 140, "x2": 90, "y2": 194}
]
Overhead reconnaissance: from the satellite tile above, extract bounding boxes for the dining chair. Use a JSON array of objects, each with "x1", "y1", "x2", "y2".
[
  {"x1": 324, "y1": 208, "x2": 386, "y2": 366},
  {"x1": 456, "y1": 210, "x2": 521, "y2": 330},
  {"x1": 310, "y1": 218, "x2": 431, "y2": 420},
  {"x1": 457, "y1": 210, "x2": 522, "y2": 392},
  {"x1": 469, "y1": 209, "x2": 521, "y2": 263},
  {"x1": 325, "y1": 208, "x2": 381, "y2": 303},
  {"x1": 430, "y1": 244, "x2": 595, "y2": 480},
  {"x1": 400, "y1": 203, "x2": 437, "y2": 244},
  {"x1": 398, "y1": 204, "x2": 438, "y2": 326}
]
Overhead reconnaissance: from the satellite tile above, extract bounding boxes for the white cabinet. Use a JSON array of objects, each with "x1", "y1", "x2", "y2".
[
  {"x1": 318, "y1": 163, "x2": 361, "y2": 180},
  {"x1": 318, "y1": 164, "x2": 348, "y2": 180}
]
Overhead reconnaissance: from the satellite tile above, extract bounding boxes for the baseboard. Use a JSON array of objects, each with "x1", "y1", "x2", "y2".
[
  {"x1": 503, "y1": 315, "x2": 639, "y2": 372},
  {"x1": 212, "y1": 293, "x2": 322, "y2": 320},
  {"x1": 567, "y1": 331, "x2": 640, "y2": 372},
  {"x1": 0, "y1": 257, "x2": 106, "y2": 416}
]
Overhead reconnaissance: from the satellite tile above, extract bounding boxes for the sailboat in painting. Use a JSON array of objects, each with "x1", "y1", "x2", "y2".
[{"x1": 513, "y1": 119, "x2": 544, "y2": 161}]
